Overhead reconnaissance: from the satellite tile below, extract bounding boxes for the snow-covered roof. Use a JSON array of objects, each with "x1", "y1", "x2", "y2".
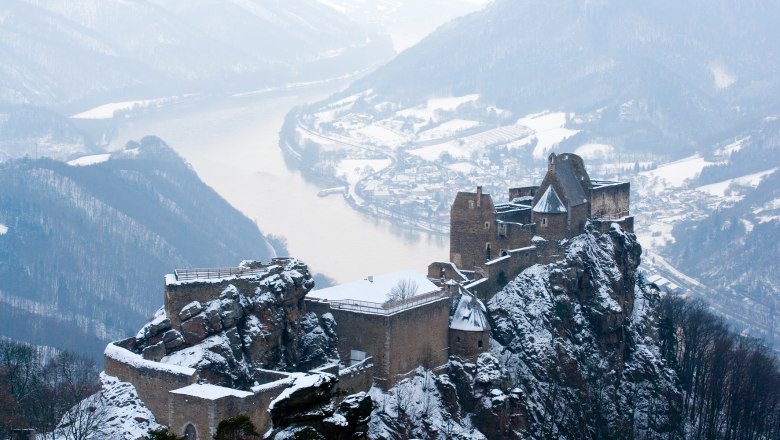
[
  {"x1": 170, "y1": 383, "x2": 253, "y2": 400},
  {"x1": 532, "y1": 186, "x2": 567, "y2": 213},
  {"x1": 309, "y1": 269, "x2": 439, "y2": 303},
  {"x1": 450, "y1": 293, "x2": 490, "y2": 331}
]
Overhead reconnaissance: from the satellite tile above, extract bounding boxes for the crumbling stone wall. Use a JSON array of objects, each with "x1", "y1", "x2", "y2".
[{"x1": 591, "y1": 182, "x2": 630, "y2": 218}]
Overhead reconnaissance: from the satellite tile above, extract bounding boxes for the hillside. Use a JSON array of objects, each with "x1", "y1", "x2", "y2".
[
  {"x1": 665, "y1": 119, "x2": 780, "y2": 347},
  {"x1": 0, "y1": 136, "x2": 278, "y2": 358},
  {"x1": 0, "y1": 104, "x2": 99, "y2": 161},
  {"x1": 0, "y1": 0, "x2": 392, "y2": 109},
  {"x1": 340, "y1": 0, "x2": 780, "y2": 154}
]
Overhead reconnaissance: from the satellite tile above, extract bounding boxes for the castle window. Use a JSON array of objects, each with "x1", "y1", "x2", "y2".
[
  {"x1": 478, "y1": 340, "x2": 483, "y2": 348},
  {"x1": 484, "y1": 221, "x2": 490, "y2": 230},
  {"x1": 184, "y1": 424, "x2": 197, "y2": 440},
  {"x1": 469, "y1": 200, "x2": 475, "y2": 209},
  {"x1": 542, "y1": 218, "x2": 547, "y2": 226},
  {"x1": 456, "y1": 336, "x2": 461, "y2": 343}
]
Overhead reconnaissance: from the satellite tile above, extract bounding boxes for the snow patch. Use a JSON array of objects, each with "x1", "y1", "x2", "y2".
[
  {"x1": 640, "y1": 154, "x2": 716, "y2": 192},
  {"x1": 170, "y1": 383, "x2": 253, "y2": 400},
  {"x1": 696, "y1": 168, "x2": 777, "y2": 197},
  {"x1": 67, "y1": 153, "x2": 111, "y2": 166},
  {"x1": 517, "y1": 111, "x2": 580, "y2": 159},
  {"x1": 711, "y1": 65, "x2": 736, "y2": 89},
  {"x1": 575, "y1": 143, "x2": 614, "y2": 160}
]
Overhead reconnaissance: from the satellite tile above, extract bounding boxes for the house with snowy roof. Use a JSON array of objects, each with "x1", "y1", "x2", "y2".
[
  {"x1": 445, "y1": 152, "x2": 633, "y2": 299},
  {"x1": 305, "y1": 269, "x2": 460, "y2": 387}
]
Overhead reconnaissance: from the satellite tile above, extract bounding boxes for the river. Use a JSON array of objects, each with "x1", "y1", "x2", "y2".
[{"x1": 107, "y1": 82, "x2": 447, "y2": 284}]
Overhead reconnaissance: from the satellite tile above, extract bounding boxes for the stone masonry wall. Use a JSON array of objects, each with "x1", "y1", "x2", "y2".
[
  {"x1": 386, "y1": 297, "x2": 450, "y2": 386},
  {"x1": 450, "y1": 190, "x2": 496, "y2": 269},
  {"x1": 449, "y1": 328, "x2": 490, "y2": 362},
  {"x1": 592, "y1": 183, "x2": 630, "y2": 218},
  {"x1": 104, "y1": 346, "x2": 198, "y2": 426}
]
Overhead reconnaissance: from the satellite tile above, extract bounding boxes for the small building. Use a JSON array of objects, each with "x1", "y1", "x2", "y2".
[{"x1": 449, "y1": 291, "x2": 490, "y2": 362}]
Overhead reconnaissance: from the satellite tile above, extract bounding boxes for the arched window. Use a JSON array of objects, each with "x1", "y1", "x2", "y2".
[{"x1": 184, "y1": 424, "x2": 197, "y2": 440}]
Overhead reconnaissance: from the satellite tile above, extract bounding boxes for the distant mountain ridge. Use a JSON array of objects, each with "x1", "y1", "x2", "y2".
[
  {"x1": 320, "y1": 0, "x2": 780, "y2": 155},
  {"x1": 0, "y1": 136, "x2": 278, "y2": 358},
  {"x1": 0, "y1": 0, "x2": 393, "y2": 109}
]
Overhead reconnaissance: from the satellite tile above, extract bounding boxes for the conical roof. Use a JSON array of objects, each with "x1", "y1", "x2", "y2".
[
  {"x1": 532, "y1": 185, "x2": 567, "y2": 213},
  {"x1": 450, "y1": 291, "x2": 490, "y2": 331}
]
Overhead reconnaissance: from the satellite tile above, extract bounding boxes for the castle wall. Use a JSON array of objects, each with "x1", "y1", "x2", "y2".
[
  {"x1": 449, "y1": 329, "x2": 490, "y2": 362},
  {"x1": 103, "y1": 344, "x2": 198, "y2": 426},
  {"x1": 508, "y1": 186, "x2": 539, "y2": 200},
  {"x1": 327, "y1": 297, "x2": 450, "y2": 389},
  {"x1": 569, "y1": 203, "x2": 591, "y2": 236},
  {"x1": 450, "y1": 190, "x2": 496, "y2": 269},
  {"x1": 385, "y1": 297, "x2": 450, "y2": 386},
  {"x1": 592, "y1": 183, "x2": 630, "y2": 219},
  {"x1": 328, "y1": 308, "x2": 388, "y2": 379},
  {"x1": 427, "y1": 261, "x2": 469, "y2": 282},
  {"x1": 533, "y1": 212, "x2": 568, "y2": 241},
  {"x1": 337, "y1": 357, "x2": 374, "y2": 400},
  {"x1": 164, "y1": 278, "x2": 260, "y2": 328},
  {"x1": 493, "y1": 222, "x2": 535, "y2": 255},
  {"x1": 591, "y1": 216, "x2": 635, "y2": 234}
]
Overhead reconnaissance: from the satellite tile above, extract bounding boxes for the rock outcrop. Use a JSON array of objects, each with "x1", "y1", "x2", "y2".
[
  {"x1": 369, "y1": 224, "x2": 681, "y2": 439},
  {"x1": 116, "y1": 259, "x2": 338, "y2": 389}
]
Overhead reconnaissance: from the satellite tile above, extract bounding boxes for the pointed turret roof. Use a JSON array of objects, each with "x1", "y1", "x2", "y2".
[
  {"x1": 450, "y1": 291, "x2": 490, "y2": 331},
  {"x1": 532, "y1": 185, "x2": 567, "y2": 213}
]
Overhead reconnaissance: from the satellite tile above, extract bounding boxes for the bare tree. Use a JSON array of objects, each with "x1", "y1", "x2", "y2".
[
  {"x1": 385, "y1": 279, "x2": 419, "y2": 304},
  {"x1": 55, "y1": 392, "x2": 109, "y2": 440}
]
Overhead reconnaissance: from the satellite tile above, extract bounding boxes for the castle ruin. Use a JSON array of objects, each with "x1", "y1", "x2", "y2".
[{"x1": 104, "y1": 152, "x2": 630, "y2": 438}]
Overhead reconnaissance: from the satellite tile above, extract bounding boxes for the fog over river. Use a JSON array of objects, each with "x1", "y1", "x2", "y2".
[{"x1": 108, "y1": 82, "x2": 447, "y2": 284}]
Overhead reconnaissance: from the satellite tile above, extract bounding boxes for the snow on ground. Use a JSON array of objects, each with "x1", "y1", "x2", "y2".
[
  {"x1": 446, "y1": 162, "x2": 479, "y2": 174},
  {"x1": 67, "y1": 153, "x2": 111, "y2": 166},
  {"x1": 354, "y1": 125, "x2": 407, "y2": 148},
  {"x1": 409, "y1": 140, "x2": 470, "y2": 161},
  {"x1": 418, "y1": 119, "x2": 481, "y2": 141},
  {"x1": 640, "y1": 154, "x2": 716, "y2": 192},
  {"x1": 635, "y1": 220, "x2": 675, "y2": 250},
  {"x1": 696, "y1": 168, "x2": 777, "y2": 197},
  {"x1": 83, "y1": 373, "x2": 161, "y2": 440},
  {"x1": 335, "y1": 158, "x2": 392, "y2": 185},
  {"x1": 0, "y1": 223, "x2": 7, "y2": 235},
  {"x1": 71, "y1": 96, "x2": 173, "y2": 119},
  {"x1": 309, "y1": 269, "x2": 438, "y2": 303},
  {"x1": 714, "y1": 136, "x2": 749, "y2": 158},
  {"x1": 396, "y1": 94, "x2": 479, "y2": 120},
  {"x1": 711, "y1": 64, "x2": 737, "y2": 89},
  {"x1": 575, "y1": 143, "x2": 614, "y2": 160},
  {"x1": 517, "y1": 111, "x2": 580, "y2": 159}
]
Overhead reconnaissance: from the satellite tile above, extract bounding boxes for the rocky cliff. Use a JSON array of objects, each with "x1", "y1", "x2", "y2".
[
  {"x1": 369, "y1": 224, "x2": 681, "y2": 439},
  {"x1": 118, "y1": 259, "x2": 338, "y2": 390}
]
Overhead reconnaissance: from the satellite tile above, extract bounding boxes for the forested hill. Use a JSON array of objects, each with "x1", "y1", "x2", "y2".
[{"x1": 0, "y1": 136, "x2": 277, "y2": 359}]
